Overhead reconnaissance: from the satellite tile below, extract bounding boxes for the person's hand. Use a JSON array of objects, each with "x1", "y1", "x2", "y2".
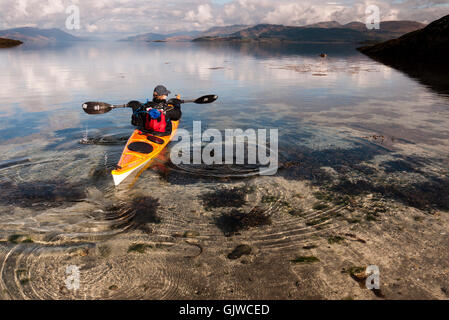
[{"x1": 127, "y1": 100, "x2": 143, "y2": 111}]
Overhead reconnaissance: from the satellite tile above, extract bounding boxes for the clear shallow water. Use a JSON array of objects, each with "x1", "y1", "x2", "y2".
[{"x1": 0, "y1": 41, "x2": 448, "y2": 299}]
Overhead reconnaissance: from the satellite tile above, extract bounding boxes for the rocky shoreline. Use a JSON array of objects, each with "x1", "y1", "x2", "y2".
[{"x1": 0, "y1": 175, "x2": 448, "y2": 299}]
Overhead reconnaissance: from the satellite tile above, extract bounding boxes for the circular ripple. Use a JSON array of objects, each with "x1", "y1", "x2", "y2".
[
  {"x1": 0, "y1": 134, "x2": 353, "y2": 300},
  {"x1": 223, "y1": 179, "x2": 349, "y2": 251},
  {"x1": 0, "y1": 242, "x2": 185, "y2": 299},
  {"x1": 118, "y1": 177, "x2": 351, "y2": 252},
  {"x1": 167, "y1": 140, "x2": 281, "y2": 179},
  {"x1": 79, "y1": 134, "x2": 128, "y2": 146}
]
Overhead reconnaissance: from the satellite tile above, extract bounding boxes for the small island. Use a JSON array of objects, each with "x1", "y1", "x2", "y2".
[{"x1": 0, "y1": 37, "x2": 23, "y2": 48}]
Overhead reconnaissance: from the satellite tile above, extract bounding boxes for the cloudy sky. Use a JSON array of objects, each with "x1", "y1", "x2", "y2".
[{"x1": 1, "y1": 0, "x2": 448, "y2": 38}]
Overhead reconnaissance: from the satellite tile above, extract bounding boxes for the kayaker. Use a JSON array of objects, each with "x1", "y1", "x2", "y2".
[{"x1": 129, "y1": 85, "x2": 182, "y2": 136}]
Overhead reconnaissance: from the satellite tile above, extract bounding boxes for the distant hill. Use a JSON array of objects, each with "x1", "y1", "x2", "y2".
[
  {"x1": 193, "y1": 20, "x2": 426, "y2": 43},
  {"x1": 0, "y1": 27, "x2": 81, "y2": 43},
  {"x1": 199, "y1": 25, "x2": 251, "y2": 37},
  {"x1": 303, "y1": 21, "x2": 342, "y2": 29},
  {"x1": 358, "y1": 14, "x2": 449, "y2": 95},
  {"x1": 120, "y1": 30, "x2": 201, "y2": 42},
  {"x1": 376, "y1": 21, "x2": 426, "y2": 34},
  {"x1": 120, "y1": 25, "x2": 249, "y2": 42},
  {"x1": 0, "y1": 38, "x2": 23, "y2": 48},
  {"x1": 230, "y1": 24, "x2": 285, "y2": 38},
  {"x1": 120, "y1": 32, "x2": 168, "y2": 42},
  {"x1": 318, "y1": 20, "x2": 425, "y2": 34}
]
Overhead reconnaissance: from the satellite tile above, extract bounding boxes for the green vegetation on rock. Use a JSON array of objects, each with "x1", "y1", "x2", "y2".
[
  {"x1": 290, "y1": 256, "x2": 320, "y2": 264},
  {"x1": 128, "y1": 243, "x2": 148, "y2": 254},
  {"x1": 327, "y1": 235, "x2": 345, "y2": 244},
  {"x1": 313, "y1": 202, "x2": 329, "y2": 211}
]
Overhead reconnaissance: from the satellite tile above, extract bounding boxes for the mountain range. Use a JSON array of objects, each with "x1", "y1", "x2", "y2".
[
  {"x1": 120, "y1": 30, "x2": 201, "y2": 42},
  {"x1": 120, "y1": 25, "x2": 251, "y2": 42},
  {"x1": 193, "y1": 21, "x2": 426, "y2": 43}
]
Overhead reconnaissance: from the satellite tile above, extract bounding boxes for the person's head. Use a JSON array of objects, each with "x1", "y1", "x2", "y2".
[{"x1": 153, "y1": 85, "x2": 171, "y2": 101}]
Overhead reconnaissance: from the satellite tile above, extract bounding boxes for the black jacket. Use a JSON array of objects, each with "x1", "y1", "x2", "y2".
[
  {"x1": 128, "y1": 98, "x2": 182, "y2": 121},
  {"x1": 128, "y1": 98, "x2": 182, "y2": 135}
]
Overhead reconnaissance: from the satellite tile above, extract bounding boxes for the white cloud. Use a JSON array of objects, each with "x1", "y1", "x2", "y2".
[
  {"x1": 86, "y1": 24, "x2": 98, "y2": 32},
  {"x1": 16, "y1": 0, "x2": 29, "y2": 16},
  {"x1": 264, "y1": 3, "x2": 325, "y2": 25},
  {"x1": 185, "y1": 4, "x2": 214, "y2": 24},
  {"x1": 42, "y1": 0, "x2": 65, "y2": 15}
]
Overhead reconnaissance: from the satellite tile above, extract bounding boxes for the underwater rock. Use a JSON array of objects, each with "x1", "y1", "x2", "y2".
[
  {"x1": 228, "y1": 244, "x2": 252, "y2": 260},
  {"x1": 201, "y1": 186, "x2": 250, "y2": 209},
  {"x1": 290, "y1": 256, "x2": 320, "y2": 264},
  {"x1": 215, "y1": 207, "x2": 271, "y2": 236}
]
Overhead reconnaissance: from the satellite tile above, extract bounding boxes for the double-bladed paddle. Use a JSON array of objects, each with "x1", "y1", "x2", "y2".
[{"x1": 82, "y1": 94, "x2": 218, "y2": 115}]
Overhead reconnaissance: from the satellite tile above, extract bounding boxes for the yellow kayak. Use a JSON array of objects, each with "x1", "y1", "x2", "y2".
[{"x1": 111, "y1": 120, "x2": 179, "y2": 186}]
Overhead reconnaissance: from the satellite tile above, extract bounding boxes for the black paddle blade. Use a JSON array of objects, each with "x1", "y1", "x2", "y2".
[
  {"x1": 194, "y1": 95, "x2": 218, "y2": 104},
  {"x1": 82, "y1": 102, "x2": 113, "y2": 114}
]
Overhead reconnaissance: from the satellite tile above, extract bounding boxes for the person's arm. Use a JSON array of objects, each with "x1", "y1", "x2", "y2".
[
  {"x1": 166, "y1": 98, "x2": 182, "y2": 121},
  {"x1": 129, "y1": 101, "x2": 145, "y2": 127},
  {"x1": 127, "y1": 100, "x2": 143, "y2": 112}
]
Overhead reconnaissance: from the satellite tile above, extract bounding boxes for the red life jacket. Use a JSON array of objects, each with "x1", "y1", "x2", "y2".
[{"x1": 144, "y1": 108, "x2": 168, "y2": 133}]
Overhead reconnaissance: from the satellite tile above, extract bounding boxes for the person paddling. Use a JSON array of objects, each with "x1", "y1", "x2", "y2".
[
  {"x1": 82, "y1": 92, "x2": 218, "y2": 185},
  {"x1": 128, "y1": 85, "x2": 182, "y2": 136}
]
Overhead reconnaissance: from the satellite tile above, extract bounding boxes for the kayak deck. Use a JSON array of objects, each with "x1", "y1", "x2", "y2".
[{"x1": 111, "y1": 121, "x2": 179, "y2": 186}]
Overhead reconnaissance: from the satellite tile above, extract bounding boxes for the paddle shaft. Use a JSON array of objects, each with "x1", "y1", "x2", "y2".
[
  {"x1": 110, "y1": 104, "x2": 128, "y2": 109},
  {"x1": 82, "y1": 95, "x2": 217, "y2": 115},
  {"x1": 111, "y1": 99, "x2": 196, "y2": 110}
]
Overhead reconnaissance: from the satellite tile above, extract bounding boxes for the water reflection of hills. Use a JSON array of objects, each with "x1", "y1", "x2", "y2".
[
  {"x1": 13, "y1": 40, "x2": 87, "y2": 51},
  {"x1": 364, "y1": 59, "x2": 449, "y2": 97},
  {"x1": 192, "y1": 41, "x2": 361, "y2": 59}
]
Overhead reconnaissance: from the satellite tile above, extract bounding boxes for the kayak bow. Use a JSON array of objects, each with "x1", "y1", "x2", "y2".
[{"x1": 111, "y1": 121, "x2": 179, "y2": 186}]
